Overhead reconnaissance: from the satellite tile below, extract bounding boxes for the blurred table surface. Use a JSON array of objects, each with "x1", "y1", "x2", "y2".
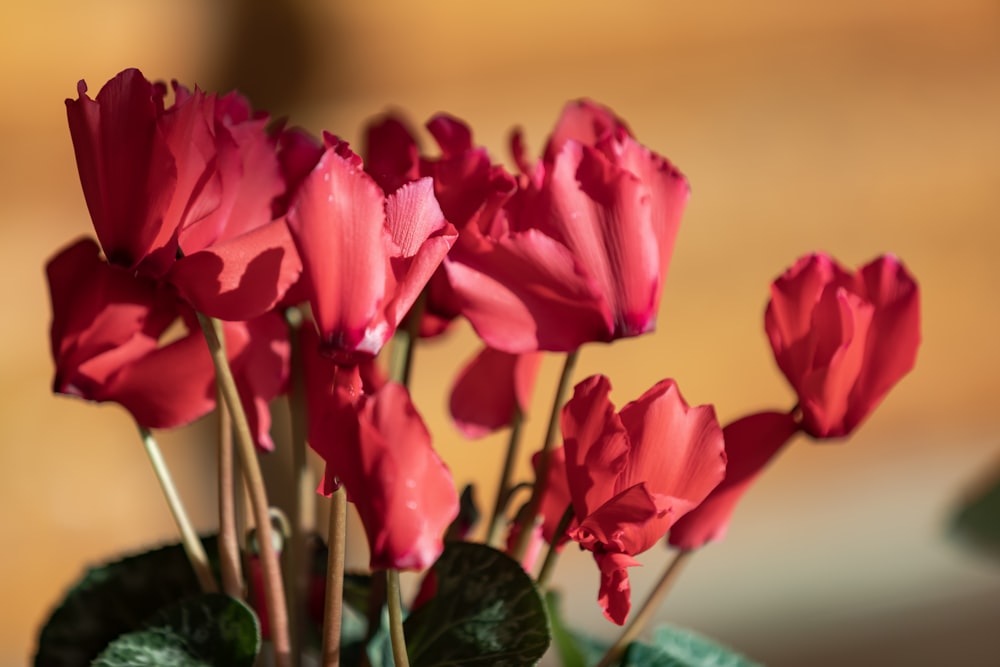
[{"x1": 2, "y1": 1, "x2": 999, "y2": 665}]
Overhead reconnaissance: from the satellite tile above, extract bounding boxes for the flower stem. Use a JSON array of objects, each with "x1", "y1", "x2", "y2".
[
  {"x1": 486, "y1": 408, "x2": 525, "y2": 546},
  {"x1": 535, "y1": 504, "x2": 574, "y2": 589},
  {"x1": 510, "y1": 349, "x2": 580, "y2": 561},
  {"x1": 137, "y1": 424, "x2": 218, "y2": 594},
  {"x1": 386, "y1": 569, "x2": 411, "y2": 667},
  {"x1": 196, "y1": 312, "x2": 290, "y2": 667},
  {"x1": 595, "y1": 550, "x2": 694, "y2": 667},
  {"x1": 286, "y1": 307, "x2": 313, "y2": 667},
  {"x1": 216, "y1": 391, "x2": 244, "y2": 598},
  {"x1": 321, "y1": 486, "x2": 348, "y2": 667}
]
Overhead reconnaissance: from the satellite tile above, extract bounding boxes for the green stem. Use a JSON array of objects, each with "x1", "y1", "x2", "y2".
[
  {"x1": 510, "y1": 349, "x2": 580, "y2": 561},
  {"x1": 285, "y1": 307, "x2": 312, "y2": 667},
  {"x1": 486, "y1": 408, "x2": 525, "y2": 546},
  {"x1": 321, "y1": 486, "x2": 348, "y2": 667},
  {"x1": 386, "y1": 569, "x2": 411, "y2": 667},
  {"x1": 137, "y1": 425, "x2": 218, "y2": 594},
  {"x1": 196, "y1": 312, "x2": 290, "y2": 667},
  {"x1": 535, "y1": 504, "x2": 574, "y2": 589},
  {"x1": 595, "y1": 550, "x2": 694, "y2": 667},
  {"x1": 216, "y1": 392, "x2": 244, "y2": 598}
]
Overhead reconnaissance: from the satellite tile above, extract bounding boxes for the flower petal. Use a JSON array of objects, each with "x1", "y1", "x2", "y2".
[
  {"x1": 449, "y1": 347, "x2": 542, "y2": 438},
  {"x1": 594, "y1": 551, "x2": 640, "y2": 625},
  {"x1": 669, "y1": 411, "x2": 799, "y2": 550}
]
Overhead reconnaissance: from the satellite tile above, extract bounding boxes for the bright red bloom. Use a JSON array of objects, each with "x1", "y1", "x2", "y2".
[
  {"x1": 66, "y1": 68, "x2": 300, "y2": 320},
  {"x1": 312, "y1": 379, "x2": 459, "y2": 570},
  {"x1": 765, "y1": 253, "x2": 920, "y2": 438},
  {"x1": 556, "y1": 375, "x2": 726, "y2": 624},
  {"x1": 286, "y1": 134, "x2": 457, "y2": 364},
  {"x1": 444, "y1": 100, "x2": 690, "y2": 353},
  {"x1": 449, "y1": 346, "x2": 542, "y2": 438},
  {"x1": 668, "y1": 412, "x2": 799, "y2": 550},
  {"x1": 46, "y1": 237, "x2": 288, "y2": 448}
]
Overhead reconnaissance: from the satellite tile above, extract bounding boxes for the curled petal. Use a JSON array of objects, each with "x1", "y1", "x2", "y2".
[
  {"x1": 669, "y1": 412, "x2": 799, "y2": 550},
  {"x1": 594, "y1": 551, "x2": 641, "y2": 626}
]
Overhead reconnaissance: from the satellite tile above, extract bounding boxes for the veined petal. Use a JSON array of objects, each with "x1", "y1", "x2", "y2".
[
  {"x1": 287, "y1": 146, "x2": 388, "y2": 357},
  {"x1": 445, "y1": 227, "x2": 612, "y2": 352},
  {"x1": 169, "y1": 217, "x2": 302, "y2": 320},
  {"x1": 617, "y1": 379, "x2": 726, "y2": 519},
  {"x1": 65, "y1": 69, "x2": 178, "y2": 270},
  {"x1": 669, "y1": 411, "x2": 799, "y2": 550},
  {"x1": 547, "y1": 142, "x2": 660, "y2": 337},
  {"x1": 561, "y1": 375, "x2": 630, "y2": 518}
]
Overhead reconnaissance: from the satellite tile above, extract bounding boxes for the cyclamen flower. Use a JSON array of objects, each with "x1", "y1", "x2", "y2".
[
  {"x1": 766, "y1": 253, "x2": 920, "y2": 438},
  {"x1": 554, "y1": 375, "x2": 726, "y2": 624},
  {"x1": 444, "y1": 99, "x2": 690, "y2": 353},
  {"x1": 311, "y1": 371, "x2": 459, "y2": 570},
  {"x1": 286, "y1": 134, "x2": 457, "y2": 364},
  {"x1": 66, "y1": 68, "x2": 300, "y2": 320},
  {"x1": 46, "y1": 237, "x2": 288, "y2": 449}
]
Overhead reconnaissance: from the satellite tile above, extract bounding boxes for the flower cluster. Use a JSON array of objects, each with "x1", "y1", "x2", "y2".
[{"x1": 43, "y1": 67, "x2": 921, "y2": 665}]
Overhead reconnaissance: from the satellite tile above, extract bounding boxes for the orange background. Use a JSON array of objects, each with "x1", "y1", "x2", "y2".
[{"x1": 2, "y1": 1, "x2": 999, "y2": 665}]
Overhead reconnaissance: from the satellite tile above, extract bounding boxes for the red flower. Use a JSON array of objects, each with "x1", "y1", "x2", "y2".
[
  {"x1": 286, "y1": 135, "x2": 457, "y2": 364},
  {"x1": 449, "y1": 346, "x2": 542, "y2": 438},
  {"x1": 765, "y1": 253, "x2": 920, "y2": 438},
  {"x1": 668, "y1": 412, "x2": 799, "y2": 550},
  {"x1": 66, "y1": 68, "x2": 300, "y2": 320},
  {"x1": 46, "y1": 237, "x2": 288, "y2": 448},
  {"x1": 556, "y1": 375, "x2": 726, "y2": 624},
  {"x1": 312, "y1": 379, "x2": 459, "y2": 570},
  {"x1": 444, "y1": 100, "x2": 690, "y2": 352}
]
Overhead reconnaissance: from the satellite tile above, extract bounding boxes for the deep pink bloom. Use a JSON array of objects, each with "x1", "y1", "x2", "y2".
[
  {"x1": 444, "y1": 100, "x2": 690, "y2": 353},
  {"x1": 46, "y1": 237, "x2": 287, "y2": 448},
  {"x1": 286, "y1": 135, "x2": 457, "y2": 364},
  {"x1": 668, "y1": 412, "x2": 799, "y2": 550},
  {"x1": 449, "y1": 346, "x2": 542, "y2": 438},
  {"x1": 66, "y1": 68, "x2": 300, "y2": 320},
  {"x1": 312, "y1": 379, "x2": 459, "y2": 570},
  {"x1": 556, "y1": 375, "x2": 726, "y2": 624},
  {"x1": 766, "y1": 253, "x2": 920, "y2": 438}
]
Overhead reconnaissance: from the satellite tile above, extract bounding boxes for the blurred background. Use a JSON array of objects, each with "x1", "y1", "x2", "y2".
[{"x1": 2, "y1": 0, "x2": 999, "y2": 665}]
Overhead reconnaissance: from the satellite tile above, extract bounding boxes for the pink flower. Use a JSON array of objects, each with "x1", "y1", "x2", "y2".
[
  {"x1": 444, "y1": 100, "x2": 690, "y2": 352},
  {"x1": 286, "y1": 134, "x2": 457, "y2": 364},
  {"x1": 449, "y1": 346, "x2": 542, "y2": 438},
  {"x1": 668, "y1": 412, "x2": 799, "y2": 550},
  {"x1": 66, "y1": 68, "x2": 300, "y2": 320},
  {"x1": 557, "y1": 375, "x2": 726, "y2": 624},
  {"x1": 46, "y1": 237, "x2": 287, "y2": 448},
  {"x1": 766, "y1": 253, "x2": 920, "y2": 438},
  {"x1": 312, "y1": 379, "x2": 459, "y2": 570}
]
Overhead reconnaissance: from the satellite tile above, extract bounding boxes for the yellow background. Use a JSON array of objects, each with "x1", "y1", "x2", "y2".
[{"x1": 2, "y1": 1, "x2": 999, "y2": 665}]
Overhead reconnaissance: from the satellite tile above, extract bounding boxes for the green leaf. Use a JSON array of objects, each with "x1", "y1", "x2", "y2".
[
  {"x1": 404, "y1": 542, "x2": 550, "y2": 666},
  {"x1": 951, "y1": 467, "x2": 1000, "y2": 561},
  {"x1": 34, "y1": 537, "x2": 218, "y2": 667},
  {"x1": 545, "y1": 591, "x2": 610, "y2": 667},
  {"x1": 622, "y1": 625, "x2": 761, "y2": 667},
  {"x1": 92, "y1": 594, "x2": 260, "y2": 667}
]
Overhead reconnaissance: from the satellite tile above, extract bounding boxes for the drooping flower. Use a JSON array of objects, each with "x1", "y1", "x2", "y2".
[
  {"x1": 286, "y1": 134, "x2": 457, "y2": 365},
  {"x1": 668, "y1": 411, "x2": 799, "y2": 550},
  {"x1": 765, "y1": 253, "x2": 920, "y2": 438},
  {"x1": 444, "y1": 99, "x2": 690, "y2": 353},
  {"x1": 449, "y1": 346, "x2": 543, "y2": 438},
  {"x1": 66, "y1": 68, "x2": 301, "y2": 320},
  {"x1": 311, "y1": 377, "x2": 459, "y2": 570},
  {"x1": 46, "y1": 237, "x2": 288, "y2": 448},
  {"x1": 556, "y1": 374, "x2": 726, "y2": 624}
]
